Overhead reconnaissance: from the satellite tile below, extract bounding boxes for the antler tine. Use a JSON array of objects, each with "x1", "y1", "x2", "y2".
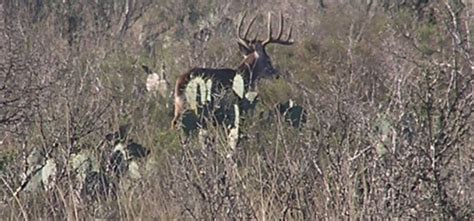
[
  {"x1": 237, "y1": 12, "x2": 252, "y2": 49},
  {"x1": 237, "y1": 11, "x2": 259, "y2": 49},
  {"x1": 262, "y1": 12, "x2": 272, "y2": 46},
  {"x1": 276, "y1": 12, "x2": 284, "y2": 40},
  {"x1": 267, "y1": 12, "x2": 272, "y2": 43},
  {"x1": 237, "y1": 11, "x2": 247, "y2": 39},
  {"x1": 243, "y1": 14, "x2": 258, "y2": 39},
  {"x1": 286, "y1": 25, "x2": 293, "y2": 42},
  {"x1": 263, "y1": 11, "x2": 294, "y2": 46}
]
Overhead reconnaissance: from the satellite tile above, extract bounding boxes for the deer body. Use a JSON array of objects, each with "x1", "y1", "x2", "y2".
[{"x1": 171, "y1": 12, "x2": 293, "y2": 129}]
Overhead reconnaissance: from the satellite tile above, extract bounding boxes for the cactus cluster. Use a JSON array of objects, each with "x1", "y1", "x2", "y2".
[
  {"x1": 182, "y1": 72, "x2": 307, "y2": 157},
  {"x1": 18, "y1": 128, "x2": 150, "y2": 202}
]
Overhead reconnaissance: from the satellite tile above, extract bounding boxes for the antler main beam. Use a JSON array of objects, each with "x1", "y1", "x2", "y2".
[{"x1": 262, "y1": 12, "x2": 293, "y2": 46}]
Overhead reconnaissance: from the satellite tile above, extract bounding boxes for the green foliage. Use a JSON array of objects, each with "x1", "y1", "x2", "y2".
[
  {"x1": 153, "y1": 131, "x2": 181, "y2": 152},
  {"x1": 416, "y1": 23, "x2": 439, "y2": 55},
  {"x1": 0, "y1": 150, "x2": 16, "y2": 172},
  {"x1": 258, "y1": 78, "x2": 294, "y2": 107}
]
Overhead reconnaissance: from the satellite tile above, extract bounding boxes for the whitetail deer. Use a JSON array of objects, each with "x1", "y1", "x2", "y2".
[{"x1": 171, "y1": 12, "x2": 293, "y2": 129}]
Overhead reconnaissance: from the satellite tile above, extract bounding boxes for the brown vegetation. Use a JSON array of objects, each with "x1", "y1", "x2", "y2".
[{"x1": 0, "y1": 0, "x2": 472, "y2": 220}]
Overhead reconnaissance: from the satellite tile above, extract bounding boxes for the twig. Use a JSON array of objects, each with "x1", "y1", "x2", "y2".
[
  {"x1": 1, "y1": 176, "x2": 29, "y2": 221},
  {"x1": 13, "y1": 165, "x2": 44, "y2": 198}
]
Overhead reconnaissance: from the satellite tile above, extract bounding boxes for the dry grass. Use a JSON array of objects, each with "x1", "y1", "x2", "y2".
[{"x1": 0, "y1": 0, "x2": 472, "y2": 220}]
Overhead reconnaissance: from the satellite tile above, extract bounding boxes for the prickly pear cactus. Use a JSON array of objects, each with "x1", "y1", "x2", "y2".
[
  {"x1": 24, "y1": 154, "x2": 58, "y2": 193},
  {"x1": 185, "y1": 76, "x2": 213, "y2": 113},
  {"x1": 228, "y1": 104, "x2": 240, "y2": 151},
  {"x1": 182, "y1": 73, "x2": 260, "y2": 135},
  {"x1": 71, "y1": 150, "x2": 100, "y2": 182},
  {"x1": 372, "y1": 113, "x2": 390, "y2": 157},
  {"x1": 184, "y1": 73, "x2": 252, "y2": 113},
  {"x1": 277, "y1": 99, "x2": 307, "y2": 128},
  {"x1": 232, "y1": 74, "x2": 245, "y2": 99},
  {"x1": 245, "y1": 91, "x2": 258, "y2": 103},
  {"x1": 241, "y1": 91, "x2": 259, "y2": 112},
  {"x1": 205, "y1": 79, "x2": 212, "y2": 101},
  {"x1": 41, "y1": 158, "x2": 57, "y2": 191},
  {"x1": 23, "y1": 148, "x2": 44, "y2": 193}
]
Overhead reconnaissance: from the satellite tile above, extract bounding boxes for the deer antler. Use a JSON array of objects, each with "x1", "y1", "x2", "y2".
[
  {"x1": 262, "y1": 12, "x2": 293, "y2": 46},
  {"x1": 237, "y1": 12, "x2": 258, "y2": 49}
]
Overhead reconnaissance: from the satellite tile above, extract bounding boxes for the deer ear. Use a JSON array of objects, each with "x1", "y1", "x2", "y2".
[{"x1": 237, "y1": 42, "x2": 253, "y2": 56}]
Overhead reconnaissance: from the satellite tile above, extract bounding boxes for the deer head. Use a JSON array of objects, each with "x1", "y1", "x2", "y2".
[{"x1": 236, "y1": 12, "x2": 293, "y2": 82}]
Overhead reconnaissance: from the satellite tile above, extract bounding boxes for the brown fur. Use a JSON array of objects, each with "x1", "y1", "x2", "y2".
[{"x1": 171, "y1": 70, "x2": 192, "y2": 129}]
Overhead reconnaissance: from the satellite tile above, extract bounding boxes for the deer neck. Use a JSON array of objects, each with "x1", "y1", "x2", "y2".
[{"x1": 236, "y1": 54, "x2": 258, "y2": 83}]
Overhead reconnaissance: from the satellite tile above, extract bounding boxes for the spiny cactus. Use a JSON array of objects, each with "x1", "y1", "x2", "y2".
[
  {"x1": 142, "y1": 64, "x2": 170, "y2": 98},
  {"x1": 22, "y1": 156, "x2": 57, "y2": 193},
  {"x1": 109, "y1": 141, "x2": 150, "y2": 179},
  {"x1": 372, "y1": 113, "x2": 391, "y2": 157},
  {"x1": 71, "y1": 150, "x2": 100, "y2": 182},
  {"x1": 16, "y1": 135, "x2": 149, "y2": 201},
  {"x1": 232, "y1": 74, "x2": 245, "y2": 99},
  {"x1": 228, "y1": 104, "x2": 240, "y2": 151},
  {"x1": 185, "y1": 76, "x2": 213, "y2": 113},
  {"x1": 276, "y1": 99, "x2": 307, "y2": 128}
]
